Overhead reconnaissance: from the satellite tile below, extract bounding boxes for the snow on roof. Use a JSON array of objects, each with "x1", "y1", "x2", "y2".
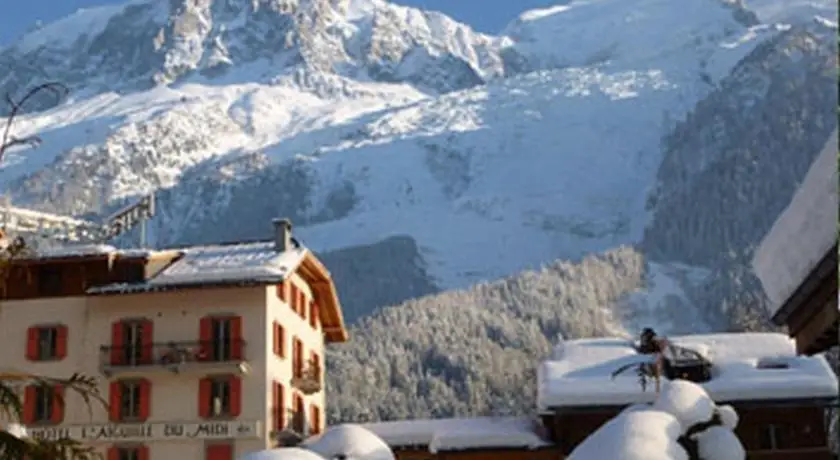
[
  {"x1": 361, "y1": 416, "x2": 550, "y2": 452},
  {"x1": 538, "y1": 332, "x2": 838, "y2": 410},
  {"x1": 569, "y1": 380, "x2": 746, "y2": 460},
  {"x1": 302, "y1": 424, "x2": 394, "y2": 460},
  {"x1": 88, "y1": 241, "x2": 308, "y2": 293},
  {"x1": 33, "y1": 244, "x2": 117, "y2": 259},
  {"x1": 238, "y1": 447, "x2": 326, "y2": 460},
  {"x1": 752, "y1": 129, "x2": 838, "y2": 316},
  {"x1": 148, "y1": 241, "x2": 305, "y2": 286}
]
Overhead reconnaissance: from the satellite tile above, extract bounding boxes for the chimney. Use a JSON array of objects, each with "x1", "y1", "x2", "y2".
[{"x1": 272, "y1": 218, "x2": 293, "y2": 252}]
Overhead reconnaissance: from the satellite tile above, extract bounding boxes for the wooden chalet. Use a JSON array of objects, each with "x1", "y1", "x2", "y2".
[
  {"x1": 360, "y1": 417, "x2": 562, "y2": 460},
  {"x1": 537, "y1": 333, "x2": 839, "y2": 459},
  {"x1": 752, "y1": 129, "x2": 839, "y2": 355}
]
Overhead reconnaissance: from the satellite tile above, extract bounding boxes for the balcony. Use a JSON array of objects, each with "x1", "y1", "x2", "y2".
[
  {"x1": 271, "y1": 410, "x2": 312, "y2": 447},
  {"x1": 99, "y1": 340, "x2": 250, "y2": 377},
  {"x1": 290, "y1": 360, "x2": 322, "y2": 395}
]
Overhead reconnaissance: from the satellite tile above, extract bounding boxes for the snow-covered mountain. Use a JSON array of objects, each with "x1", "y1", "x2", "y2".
[{"x1": 0, "y1": 0, "x2": 836, "y2": 323}]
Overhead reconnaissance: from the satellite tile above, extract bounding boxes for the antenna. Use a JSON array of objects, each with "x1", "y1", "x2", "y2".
[{"x1": 0, "y1": 193, "x2": 157, "y2": 249}]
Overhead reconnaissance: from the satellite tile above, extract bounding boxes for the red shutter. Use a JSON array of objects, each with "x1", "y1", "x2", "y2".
[
  {"x1": 108, "y1": 382, "x2": 122, "y2": 422},
  {"x1": 289, "y1": 284, "x2": 296, "y2": 311},
  {"x1": 22, "y1": 385, "x2": 36, "y2": 424},
  {"x1": 138, "y1": 379, "x2": 151, "y2": 421},
  {"x1": 51, "y1": 385, "x2": 65, "y2": 424},
  {"x1": 272, "y1": 381, "x2": 285, "y2": 432},
  {"x1": 281, "y1": 323, "x2": 286, "y2": 356},
  {"x1": 199, "y1": 317, "x2": 213, "y2": 361},
  {"x1": 229, "y1": 376, "x2": 242, "y2": 417},
  {"x1": 205, "y1": 443, "x2": 233, "y2": 460},
  {"x1": 139, "y1": 319, "x2": 153, "y2": 365},
  {"x1": 230, "y1": 316, "x2": 243, "y2": 360},
  {"x1": 310, "y1": 352, "x2": 321, "y2": 381},
  {"x1": 298, "y1": 291, "x2": 306, "y2": 318},
  {"x1": 277, "y1": 282, "x2": 286, "y2": 302},
  {"x1": 55, "y1": 325, "x2": 68, "y2": 360},
  {"x1": 272, "y1": 322, "x2": 279, "y2": 356},
  {"x1": 273, "y1": 323, "x2": 286, "y2": 358},
  {"x1": 292, "y1": 339, "x2": 301, "y2": 378},
  {"x1": 110, "y1": 321, "x2": 124, "y2": 366},
  {"x1": 310, "y1": 404, "x2": 321, "y2": 434},
  {"x1": 106, "y1": 447, "x2": 119, "y2": 460},
  {"x1": 309, "y1": 301, "x2": 319, "y2": 329},
  {"x1": 198, "y1": 378, "x2": 212, "y2": 418},
  {"x1": 137, "y1": 445, "x2": 150, "y2": 460},
  {"x1": 25, "y1": 327, "x2": 39, "y2": 361}
]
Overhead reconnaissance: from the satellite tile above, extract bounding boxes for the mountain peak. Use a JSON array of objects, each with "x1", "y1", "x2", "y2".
[{"x1": 0, "y1": 0, "x2": 506, "y2": 109}]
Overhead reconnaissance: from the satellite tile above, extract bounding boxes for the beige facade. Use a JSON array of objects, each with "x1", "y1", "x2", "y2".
[{"x1": 0, "y1": 235, "x2": 346, "y2": 460}]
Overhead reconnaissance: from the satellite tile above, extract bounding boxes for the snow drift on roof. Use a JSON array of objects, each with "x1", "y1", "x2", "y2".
[
  {"x1": 302, "y1": 424, "x2": 394, "y2": 460},
  {"x1": 538, "y1": 332, "x2": 838, "y2": 409},
  {"x1": 147, "y1": 242, "x2": 306, "y2": 286},
  {"x1": 752, "y1": 129, "x2": 838, "y2": 316},
  {"x1": 569, "y1": 380, "x2": 746, "y2": 460},
  {"x1": 237, "y1": 447, "x2": 325, "y2": 460},
  {"x1": 362, "y1": 416, "x2": 549, "y2": 452}
]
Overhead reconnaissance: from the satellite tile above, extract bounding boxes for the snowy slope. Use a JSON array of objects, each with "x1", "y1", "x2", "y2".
[{"x1": 0, "y1": 0, "x2": 833, "y2": 324}]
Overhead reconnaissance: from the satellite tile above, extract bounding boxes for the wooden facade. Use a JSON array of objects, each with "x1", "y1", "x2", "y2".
[
  {"x1": 390, "y1": 446, "x2": 563, "y2": 460},
  {"x1": 771, "y1": 244, "x2": 838, "y2": 355},
  {"x1": 0, "y1": 254, "x2": 155, "y2": 300},
  {"x1": 541, "y1": 399, "x2": 836, "y2": 459}
]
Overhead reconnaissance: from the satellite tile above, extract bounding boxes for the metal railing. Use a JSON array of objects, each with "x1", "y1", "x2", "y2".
[{"x1": 99, "y1": 340, "x2": 247, "y2": 369}]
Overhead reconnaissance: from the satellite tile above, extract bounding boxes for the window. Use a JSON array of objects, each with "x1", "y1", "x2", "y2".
[
  {"x1": 211, "y1": 318, "x2": 232, "y2": 361},
  {"x1": 109, "y1": 380, "x2": 150, "y2": 422},
  {"x1": 107, "y1": 445, "x2": 148, "y2": 460},
  {"x1": 272, "y1": 381, "x2": 285, "y2": 432},
  {"x1": 759, "y1": 424, "x2": 789, "y2": 450},
  {"x1": 34, "y1": 386, "x2": 54, "y2": 423},
  {"x1": 310, "y1": 352, "x2": 321, "y2": 381},
  {"x1": 273, "y1": 322, "x2": 286, "y2": 358},
  {"x1": 308, "y1": 301, "x2": 318, "y2": 329},
  {"x1": 123, "y1": 322, "x2": 145, "y2": 365},
  {"x1": 199, "y1": 316, "x2": 243, "y2": 362},
  {"x1": 292, "y1": 393, "x2": 305, "y2": 433},
  {"x1": 38, "y1": 266, "x2": 63, "y2": 295},
  {"x1": 26, "y1": 325, "x2": 67, "y2": 361},
  {"x1": 276, "y1": 282, "x2": 287, "y2": 302},
  {"x1": 199, "y1": 376, "x2": 241, "y2": 419},
  {"x1": 110, "y1": 319, "x2": 152, "y2": 366},
  {"x1": 210, "y1": 379, "x2": 230, "y2": 417},
  {"x1": 292, "y1": 338, "x2": 304, "y2": 379},
  {"x1": 298, "y1": 290, "x2": 306, "y2": 320},
  {"x1": 24, "y1": 385, "x2": 63, "y2": 425},
  {"x1": 310, "y1": 404, "x2": 321, "y2": 434},
  {"x1": 120, "y1": 382, "x2": 141, "y2": 419}
]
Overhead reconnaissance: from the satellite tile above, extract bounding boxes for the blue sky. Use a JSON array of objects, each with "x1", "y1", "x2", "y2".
[{"x1": 0, "y1": 0, "x2": 561, "y2": 45}]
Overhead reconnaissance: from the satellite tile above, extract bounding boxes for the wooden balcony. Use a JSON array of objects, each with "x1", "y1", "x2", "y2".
[
  {"x1": 291, "y1": 360, "x2": 322, "y2": 395},
  {"x1": 99, "y1": 340, "x2": 250, "y2": 377}
]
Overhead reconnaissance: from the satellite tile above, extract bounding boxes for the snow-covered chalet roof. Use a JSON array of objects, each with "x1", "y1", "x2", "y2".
[
  {"x1": 361, "y1": 416, "x2": 550, "y2": 452},
  {"x1": 538, "y1": 332, "x2": 838, "y2": 410},
  {"x1": 87, "y1": 241, "x2": 308, "y2": 293},
  {"x1": 752, "y1": 129, "x2": 838, "y2": 317}
]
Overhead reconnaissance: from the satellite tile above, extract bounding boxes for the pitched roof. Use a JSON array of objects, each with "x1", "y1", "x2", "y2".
[{"x1": 752, "y1": 129, "x2": 838, "y2": 318}]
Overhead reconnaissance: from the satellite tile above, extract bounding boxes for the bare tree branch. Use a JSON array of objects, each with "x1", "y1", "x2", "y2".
[{"x1": 0, "y1": 82, "x2": 69, "y2": 163}]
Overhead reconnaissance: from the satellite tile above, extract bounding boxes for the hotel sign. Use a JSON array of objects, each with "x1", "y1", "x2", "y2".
[{"x1": 26, "y1": 420, "x2": 260, "y2": 443}]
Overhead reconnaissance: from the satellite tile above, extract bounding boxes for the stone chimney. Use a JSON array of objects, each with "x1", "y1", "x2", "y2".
[{"x1": 272, "y1": 218, "x2": 293, "y2": 252}]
